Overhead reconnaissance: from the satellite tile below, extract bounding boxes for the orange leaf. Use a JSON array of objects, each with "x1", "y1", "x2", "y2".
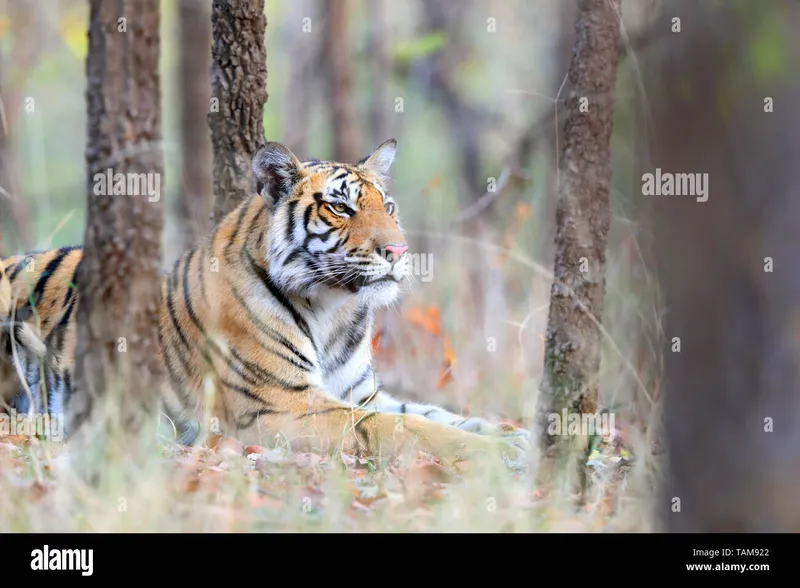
[
  {"x1": 436, "y1": 337, "x2": 456, "y2": 389},
  {"x1": 407, "y1": 305, "x2": 441, "y2": 336}
]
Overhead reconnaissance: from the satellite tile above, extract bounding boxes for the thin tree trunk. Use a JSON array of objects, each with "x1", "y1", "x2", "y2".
[
  {"x1": 323, "y1": 0, "x2": 358, "y2": 162},
  {"x1": 647, "y1": 0, "x2": 800, "y2": 532},
  {"x1": 537, "y1": 0, "x2": 622, "y2": 493},
  {"x1": 367, "y1": 0, "x2": 390, "y2": 146},
  {"x1": 178, "y1": 0, "x2": 213, "y2": 249},
  {"x1": 72, "y1": 0, "x2": 165, "y2": 470},
  {"x1": 209, "y1": 0, "x2": 267, "y2": 222},
  {"x1": 284, "y1": 0, "x2": 316, "y2": 156}
]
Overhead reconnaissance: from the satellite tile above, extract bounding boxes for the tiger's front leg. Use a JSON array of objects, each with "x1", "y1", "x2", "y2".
[
  {"x1": 356, "y1": 389, "x2": 530, "y2": 441},
  {"x1": 227, "y1": 389, "x2": 526, "y2": 468}
]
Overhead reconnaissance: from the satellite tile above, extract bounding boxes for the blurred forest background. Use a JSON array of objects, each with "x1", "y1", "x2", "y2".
[
  {"x1": 0, "y1": 0, "x2": 656, "y2": 432},
  {"x1": 1, "y1": 0, "x2": 799, "y2": 533}
]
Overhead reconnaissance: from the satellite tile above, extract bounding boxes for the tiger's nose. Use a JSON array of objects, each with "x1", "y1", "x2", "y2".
[{"x1": 380, "y1": 244, "x2": 408, "y2": 263}]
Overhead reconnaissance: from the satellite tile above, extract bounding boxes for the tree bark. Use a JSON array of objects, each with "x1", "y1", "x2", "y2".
[
  {"x1": 72, "y1": 0, "x2": 165, "y2": 466},
  {"x1": 209, "y1": 0, "x2": 267, "y2": 222},
  {"x1": 537, "y1": 0, "x2": 622, "y2": 487},
  {"x1": 323, "y1": 0, "x2": 359, "y2": 162},
  {"x1": 646, "y1": 0, "x2": 800, "y2": 532},
  {"x1": 177, "y1": 0, "x2": 213, "y2": 250}
]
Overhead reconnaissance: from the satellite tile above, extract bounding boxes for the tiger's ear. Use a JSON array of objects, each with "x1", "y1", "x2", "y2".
[
  {"x1": 358, "y1": 139, "x2": 396, "y2": 184},
  {"x1": 252, "y1": 142, "x2": 304, "y2": 209}
]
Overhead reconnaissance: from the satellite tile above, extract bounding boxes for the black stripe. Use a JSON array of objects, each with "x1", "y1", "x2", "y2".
[
  {"x1": 324, "y1": 305, "x2": 368, "y2": 355},
  {"x1": 178, "y1": 253, "x2": 280, "y2": 389},
  {"x1": 286, "y1": 200, "x2": 299, "y2": 243},
  {"x1": 340, "y1": 366, "x2": 372, "y2": 400},
  {"x1": 297, "y1": 406, "x2": 349, "y2": 419},
  {"x1": 325, "y1": 314, "x2": 370, "y2": 374},
  {"x1": 161, "y1": 341, "x2": 192, "y2": 408},
  {"x1": 303, "y1": 203, "x2": 312, "y2": 232},
  {"x1": 63, "y1": 258, "x2": 82, "y2": 306},
  {"x1": 175, "y1": 258, "x2": 296, "y2": 390},
  {"x1": 49, "y1": 295, "x2": 76, "y2": 356},
  {"x1": 229, "y1": 284, "x2": 314, "y2": 371},
  {"x1": 245, "y1": 250, "x2": 314, "y2": 344},
  {"x1": 167, "y1": 258, "x2": 192, "y2": 354},
  {"x1": 303, "y1": 228, "x2": 333, "y2": 250},
  {"x1": 33, "y1": 247, "x2": 75, "y2": 304},
  {"x1": 14, "y1": 247, "x2": 77, "y2": 323},
  {"x1": 8, "y1": 259, "x2": 27, "y2": 282},
  {"x1": 229, "y1": 348, "x2": 309, "y2": 392},
  {"x1": 220, "y1": 379, "x2": 272, "y2": 406},
  {"x1": 45, "y1": 364, "x2": 60, "y2": 415},
  {"x1": 354, "y1": 412, "x2": 377, "y2": 450},
  {"x1": 181, "y1": 249, "x2": 206, "y2": 335},
  {"x1": 224, "y1": 202, "x2": 250, "y2": 260},
  {"x1": 237, "y1": 408, "x2": 283, "y2": 430},
  {"x1": 283, "y1": 248, "x2": 302, "y2": 266},
  {"x1": 164, "y1": 256, "x2": 209, "y2": 386},
  {"x1": 63, "y1": 370, "x2": 73, "y2": 413}
]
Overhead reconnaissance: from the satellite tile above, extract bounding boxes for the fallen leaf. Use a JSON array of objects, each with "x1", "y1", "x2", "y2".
[{"x1": 436, "y1": 337, "x2": 456, "y2": 389}]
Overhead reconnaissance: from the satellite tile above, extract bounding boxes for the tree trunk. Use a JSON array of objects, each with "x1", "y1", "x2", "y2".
[
  {"x1": 323, "y1": 0, "x2": 359, "y2": 162},
  {"x1": 284, "y1": 0, "x2": 317, "y2": 157},
  {"x1": 367, "y1": 0, "x2": 390, "y2": 146},
  {"x1": 209, "y1": 0, "x2": 267, "y2": 222},
  {"x1": 72, "y1": 0, "x2": 165, "y2": 470},
  {"x1": 177, "y1": 0, "x2": 213, "y2": 250},
  {"x1": 537, "y1": 0, "x2": 622, "y2": 491},
  {"x1": 646, "y1": 0, "x2": 800, "y2": 532}
]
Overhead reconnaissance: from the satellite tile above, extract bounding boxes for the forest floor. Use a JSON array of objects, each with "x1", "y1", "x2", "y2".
[{"x1": 0, "y1": 417, "x2": 652, "y2": 532}]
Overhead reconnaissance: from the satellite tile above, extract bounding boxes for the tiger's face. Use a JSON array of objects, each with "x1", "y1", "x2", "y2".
[{"x1": 252, "y1": 139, "x2": 410, "y2": 308}]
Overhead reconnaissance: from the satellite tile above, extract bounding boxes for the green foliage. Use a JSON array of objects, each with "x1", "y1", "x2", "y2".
[
  {"x1": 391, "y1": 31, "x2": 448, "y2": 64},
  {"x1": 747, "y1": 12, "x2": 788, "y2": 83}
]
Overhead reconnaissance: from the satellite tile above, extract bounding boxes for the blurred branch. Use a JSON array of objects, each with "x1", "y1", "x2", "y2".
[{"x1": 448, "y1": 166, "x2": 510, "y2": 226}]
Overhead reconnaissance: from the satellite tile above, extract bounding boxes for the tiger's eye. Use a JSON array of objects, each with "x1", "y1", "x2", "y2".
[
  {"x1": 331, "y1": 203, "x2": 348, "y2": 213},
  {"x1": 385, "y1": 202, "x2": 394, "y2": 215}
]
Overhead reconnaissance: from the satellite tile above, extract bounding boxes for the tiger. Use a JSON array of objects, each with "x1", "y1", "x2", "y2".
[{"x1": 0, "y1": 139, "x2": 529, "y2": 466}]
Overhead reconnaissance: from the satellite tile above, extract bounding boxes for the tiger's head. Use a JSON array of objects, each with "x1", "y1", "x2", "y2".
[{"x1": 252, "y1": 139, "x2": 410, "y2": 308}]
